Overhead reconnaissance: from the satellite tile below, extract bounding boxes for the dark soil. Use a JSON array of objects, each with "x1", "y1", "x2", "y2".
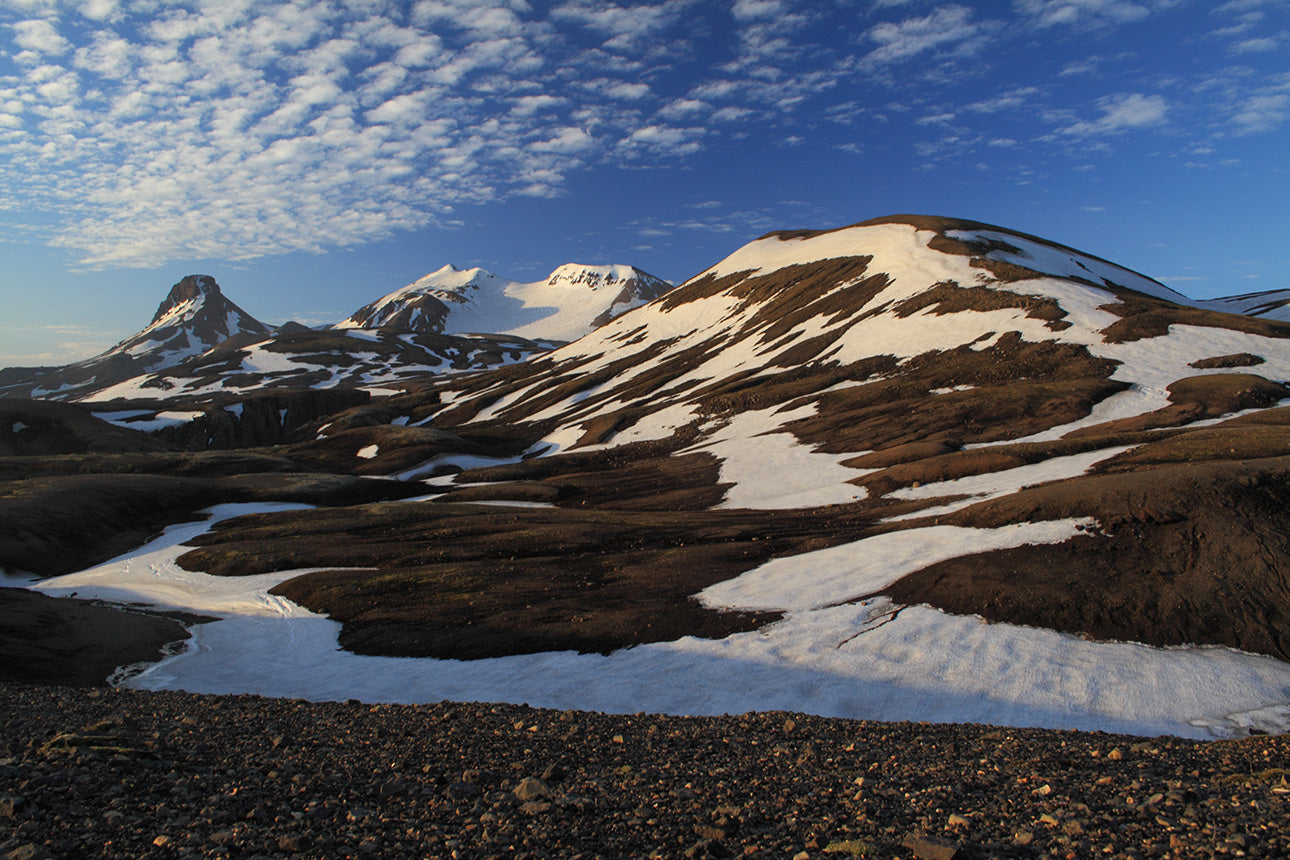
[
  {"x1": 0, "y1": 590, "x2": 199, "y2": 687},
  {"x1": 1, "y1": 683, "x2": 1287, "y2": 860},
  {"x1": 0, "y1": 400, "x2": 170, "y2": 457},
  {"x1": 1190, "y1": 353, "x2": 1265, "y2": 370},
  {"x1": 176, "y1": 499, "x2": 913, "y2": 659},
  {"x1": 784, "y1": 333, "x2": 1126, "y2": 453},
  {"x1": 882, "y1": 457, "x2": 1290, "y2": 661},
  {"x1": 0, "y1": 472, "x2": 427, "y2": 577},
  {"x1": 1097, "y1": 292, "x2": 1290, "y2": 344}
]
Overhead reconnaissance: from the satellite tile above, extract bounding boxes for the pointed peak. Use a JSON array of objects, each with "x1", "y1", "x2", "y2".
[
  {"x1": 168, "y1": 274, "x2": 220, "y2": 300},
  {"x1": 151, "y1": 275, "x2": 221, "y2": 324}
]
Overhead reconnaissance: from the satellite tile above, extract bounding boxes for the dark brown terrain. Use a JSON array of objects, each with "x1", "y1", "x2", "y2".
[
  {"x1": 3, "y1": 215, "x2": 1290, "y2": 857},
  {"x1": 1, "y1": 683, "x2": 1288, "y2": 860}
]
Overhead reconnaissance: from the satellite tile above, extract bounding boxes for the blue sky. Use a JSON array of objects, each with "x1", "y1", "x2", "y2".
[{"x1": 2, "y1": 0, "x2": 1288, "y2": 367}]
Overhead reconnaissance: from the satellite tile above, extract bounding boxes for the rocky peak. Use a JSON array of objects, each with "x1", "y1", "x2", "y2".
[{"x1": 152, "y1": 275, "x2": 221, "y2": 324}]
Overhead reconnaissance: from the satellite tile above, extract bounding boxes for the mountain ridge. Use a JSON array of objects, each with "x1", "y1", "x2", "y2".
[
  {"x1": 7, "y1": 214, "x2": 1290, "y2": 738},
  {"x1": 334, "y1": 262, "x2": 672, "y2": 341}
]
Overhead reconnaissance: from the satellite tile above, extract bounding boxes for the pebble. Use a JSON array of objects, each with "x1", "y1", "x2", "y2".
[{"x1": 0, "y1": 684, "x2": 1286, "y2": 859}]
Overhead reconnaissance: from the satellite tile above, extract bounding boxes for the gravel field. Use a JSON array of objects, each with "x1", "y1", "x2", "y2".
[{"x1": 1, "y1": 683, "x2": 1286, "y2": 860}]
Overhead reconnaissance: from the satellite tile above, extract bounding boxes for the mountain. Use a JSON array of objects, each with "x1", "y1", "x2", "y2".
[
  {"x1": 334, "y1": 263, "x2": 672, "y2": 342},
  {"x1": 0, "y1": 275, "x2": 271, "y2": 402},
  {"x1": 9, "y1": 214, "x2": 1290, "y2": 738},
  {"x1": 1199, "y1": 288, "x2": 1290, "y2": 323},
  {"x1": 167, "y1": 214, "x2": 1290, "y2": 735},
  {"x1": 115, "y1": 274, "x2": 272, "y2": 366}
]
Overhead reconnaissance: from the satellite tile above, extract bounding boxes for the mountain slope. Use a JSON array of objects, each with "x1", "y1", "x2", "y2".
[
  {"x1": 431, "y1": 214, "x2": 1287, "y2": 455},
  {"x1": 0, "y1": 275, "x2": 271, "y2": 402},
  {"x1": 116, "y1": 274, "x2": 271, "y2": 366},
  {"x1": 12, "y1": 215, "x2": 1290, "y2": 737},
  {"x1": 334, "y1": 263, "x2": 672, "y2": 342},
  {"x1": 155, "y1": 214, "x2": 1290, "y2": 735},
  {"x1": 1200, "y1": 288, "x2": 1290, "y2": 323}
]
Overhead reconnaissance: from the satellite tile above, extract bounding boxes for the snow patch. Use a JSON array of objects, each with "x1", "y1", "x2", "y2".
[
  {"x1": 699, "y1": 519, "x2": 1092, "y2": 612},
  {"x1": 26, "y1": 509, "x2": 1289, "y2": 739}
]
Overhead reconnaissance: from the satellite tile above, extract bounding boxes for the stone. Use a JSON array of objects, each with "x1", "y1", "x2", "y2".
[
  {"x1": 4, "y1": 844, "x2": 52, "y2": 860},
  {"x1": 900, "y1": 836, "x2": 959, "y2": 860},
  {"x1": 379, "y1": 776, "x2": 407, "y2": 798},
  {"x1": 446, "y1": 781, "x2": 480, "y2": 799},
  {"x1": 513, "y1": 777, "x2": 551, "y2": 801},
  {"x1": 0, "y1": 795, "x2": 26, "y2": 819}
]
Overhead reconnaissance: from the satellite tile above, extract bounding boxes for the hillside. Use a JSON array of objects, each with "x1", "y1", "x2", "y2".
[{"x1": 6, "y1": 214, "x2": 1290, "y2": 738}]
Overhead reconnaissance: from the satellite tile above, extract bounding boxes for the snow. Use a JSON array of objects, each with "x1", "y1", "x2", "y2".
[
  {"x1": 92, "y1": 410, "x2": 156, "y2": 422},
  {"x1": 1199, "y1": 290, "x2": 1290, "y2": 323},
  {"x1": 337, "y1": 263, "x2": 667, "y2": 343},
  {"x1": 28, "y1": 507, "x2": 1290, "y2": 739},
  {"x1": 393, "y1": 452, "x2": 529, "y2": 482},
  {"x1": 356, "y1": 444, "x2": 380, "y2": 459},
  {"x1": 96, "y1": 410, "x2": 203, "y2": 432},
  {"x1": 31, "y1": 380, "x2": 84, "y2": 397},
  {"x1": 882, "y1": 446, "x2": 1136, "y2": 521},
  {"x1": 240, "y1": 344, "x2": 305, "y2": 374},
  {"x1": 9, "y1": 422, "x2": 28, "y2": 433},
  {"x1": 945, "y1": 229, "x2": 1191, "y2": 305},
  {"x1": 698, "y1": 520, "x2": 1092, "y2": 612},
  {"x1": 686, "y1": 405, "x2": 873, "y2": 509}
]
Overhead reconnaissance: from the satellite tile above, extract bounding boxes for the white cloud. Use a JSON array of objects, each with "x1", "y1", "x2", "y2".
[
  {"x1": 531, "y1": 126, "x2": 596, "y2": 153},
  {"x1": 605, "y1": 81, "x2": 650, "y2": 100},
  {"x1": 618, "y1": 123, "x2": 704, "y2": 157},
  {"x1": 864, "y1": 5, "x2": 990, "y2": 65},
  {"x1": 550, "y1": 0, "x2": 692, "y2": 49},
  {"x1": 1233, "y1": 35, "x2": 1282, "y2": 52},
  {"x1": 916, "y1": 111, "x2": 956, "y2": 125},
  {"x1": 1059, "y1": 92, "x2": 1168, "y2": 135},
  {"x1": 511, "y1": 94, "x2": 566, "y2": 115},
  {"x1": 0, "y1": 1, "x2": 738, "y2": 270},
  {"x1": 657, "y1": 97, "x2": 708, "y2": 118},
  {"x1": 74, "y1": 0, "x2": 120, "y2": 22},
  {"x1": 1232, "y1": 93, "x2": 1289, "y2": 133},
  {"x1": 1014, "y1": 0, "x2": 1179, "y2": 28},
  {"x1": 734, "y1": 0, "x2": 792, "y2": 19},
  {"x1": 9, "y1": 18, "x2": 72, "y2": 55},
  {"x1": 711, "y1": 106, "x2": 753, "y2": 122},
  {"x1": 964, "y1": 86, "x2": 1041, "y2": 113}
]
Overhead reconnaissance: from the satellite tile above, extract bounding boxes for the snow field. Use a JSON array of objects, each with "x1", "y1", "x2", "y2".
[{"x1": 29, "y1": 505, "x2": 1290, "y2": 739}]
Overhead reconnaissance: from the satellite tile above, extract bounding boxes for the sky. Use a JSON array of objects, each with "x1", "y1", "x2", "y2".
[{"x1": 1, "y1": 0, "x2": 1288, "y2": 368}]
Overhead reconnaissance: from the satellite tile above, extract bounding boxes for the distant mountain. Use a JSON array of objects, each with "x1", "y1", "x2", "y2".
[
  {"x1": 1199, "y1": 289, "x2": 1290, "y2": 323},
  {"x1": 0, "y1": 261, "x2": 670, "y2": 409},
  {"x1": 0, "y1": 275, "x2": 270, "y2": 401},
  {"x1": 115, "y1": 274, "x2": 272, "y2": 366},
  {"x1": 334, "y1": 263, "x2": 672, "y2": 342}
]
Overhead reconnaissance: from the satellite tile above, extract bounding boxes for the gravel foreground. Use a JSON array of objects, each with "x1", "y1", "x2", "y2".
[{"x1": 0, "y1": 684, "x2": 1286, "y2": 860}]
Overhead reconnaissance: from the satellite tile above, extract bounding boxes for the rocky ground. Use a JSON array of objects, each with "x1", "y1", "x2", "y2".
[{"x1": 0, "y1": 683, "x2": 1286, "y2": 860}]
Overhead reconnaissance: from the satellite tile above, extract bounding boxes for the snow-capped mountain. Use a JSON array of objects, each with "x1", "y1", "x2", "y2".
[
  {"x1": 432, "y1": 213, "x2": 1285, "y2": 449},
  {"x1": 116, "y1": 274, "x2": 272, "y2": 366},
  {"x1": 0, "y1": 275, "x2": 271, "y2": 401},
  {"x1": 11, "y1": 215, "x2": 1290, "y2": 739},
  {"x1": 335, "y1": 263, "x2": 672, "y2": 342},
  {"x1": 1199, "y1": 289, "x2": 1290, "y2": 323}
]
